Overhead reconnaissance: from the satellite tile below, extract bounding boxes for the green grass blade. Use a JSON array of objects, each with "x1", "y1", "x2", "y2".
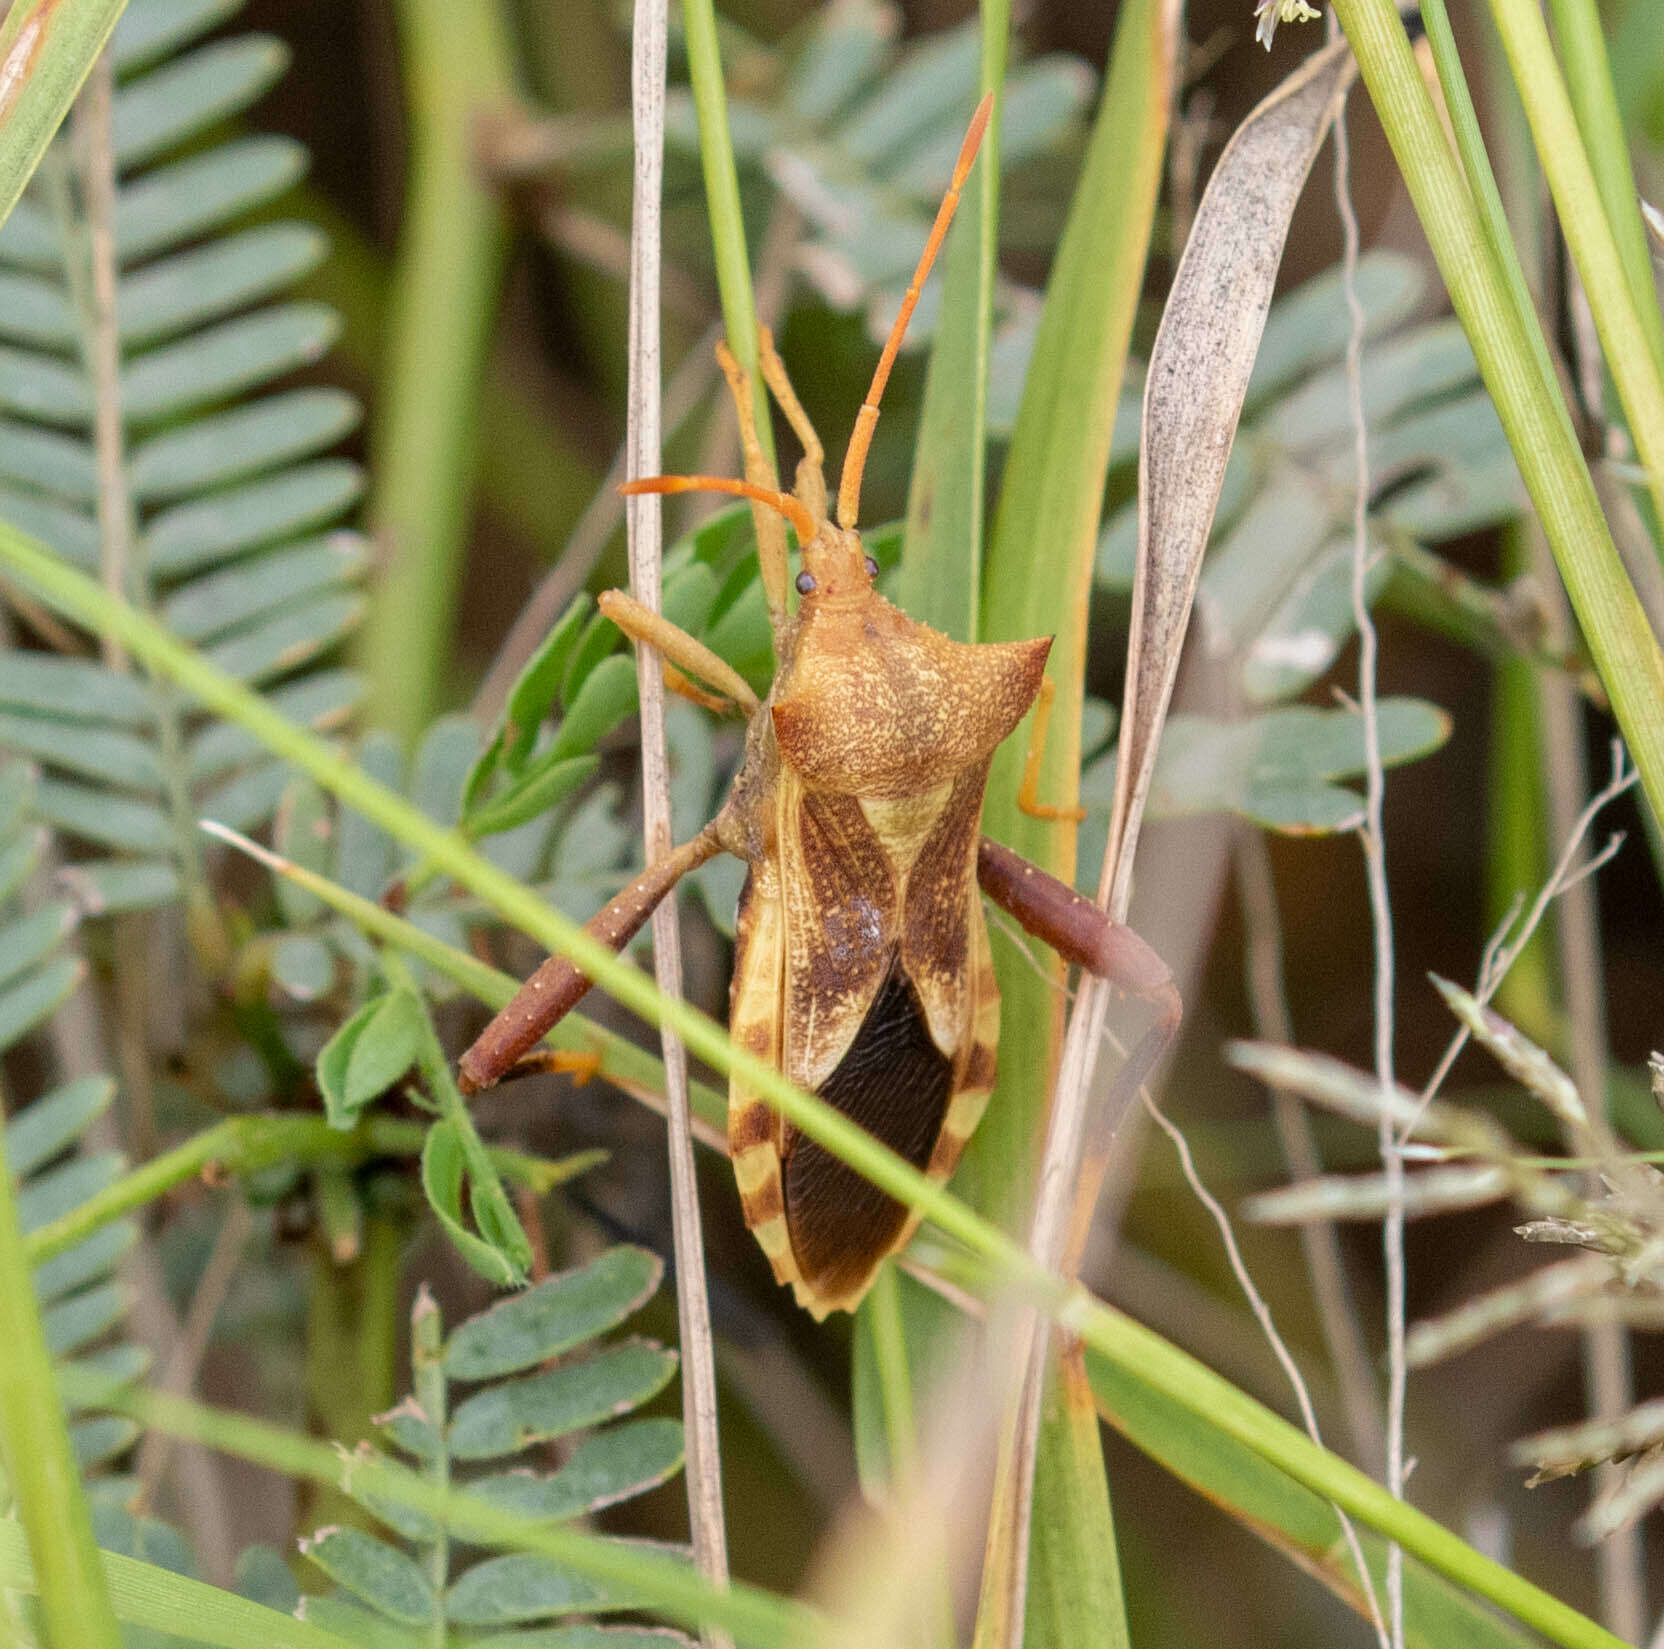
[
  {"x1": 963, "y1": 0, "x2": 1172, "y2": 1639},
  {"x1": 1481, "y1": 0, "x2": 1664, "y2": 534},
  {"x1": 0, "y1": 0, "x2": 125, "y2": 228},
  {"x1": 1487, "y1": 527, "x2": 1558, "y2": 1042},
  {"x1": 680, "y1": 0, "x2": 773, "y2": 471},
  {"x1": 0, "y1": 1113, "x2": 122, "y2": 1649},
  {"x1": 1084, "y1": 1342, "x2": 1540, "y2": 1647},
  {"x1": 896, "y1": 0, "x2": 1011, "y2": 639},
  {"x1": 1023, "y1": 1351, "x2": 1130, "y2": 1649},
  {"x1": 360, "y1": 0, "x2": 516, "y2": 743},
  {"x1": 1545, "y1": 0, "x2": 1664, "y2": 387},
  {"x1": 857, "y1": 0, "x2": 1010, "y2": 1529},
  {"x1": 1609, "y1": 0, "x2": 1664, "y2": 136},
  {"x1": 1417, "y1": 0, "x2": 1573, "y2": 456},
  {"x1": 1332, "y1": 0, "x2": 1664, "y2": 832},
  {"x1": 966, "y1": 0, "x2": 1171, "y2": 1227},
  {"x1": 0, "y1": 1520, "x2": 359, "y2": 1649}
]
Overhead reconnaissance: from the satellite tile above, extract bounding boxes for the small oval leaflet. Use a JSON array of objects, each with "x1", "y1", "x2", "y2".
[
  {"x1": 443, "y1": 1245, "x2": 665, "y2": 1382},
  {"x1": 299, "y1": 1525, "x2": 435, "y2": 1627},
  {"x1": 447, "y1": 1339, "x2": 680, "y2": 1462}
]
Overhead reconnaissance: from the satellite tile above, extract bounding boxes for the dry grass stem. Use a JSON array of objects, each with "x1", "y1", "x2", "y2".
[{"x1": 625, "y1": 4, "x2": 732, "y2": 1636}]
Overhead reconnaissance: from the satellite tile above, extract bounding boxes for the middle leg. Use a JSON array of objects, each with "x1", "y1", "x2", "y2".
[{"x1": 1017, "y1": 677, "x2": 1087, "y2": 823}]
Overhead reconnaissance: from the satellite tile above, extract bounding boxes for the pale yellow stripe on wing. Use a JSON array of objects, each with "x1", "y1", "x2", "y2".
[
  {"x1": 726, "y1": 856, "x2": 800, "y2": 1289},
  {"x1": 751, "y1": 1216, "x2": 798, "y2": 1288},
  {"x1": 726, "y1": 864, "x2": 783, "y2": 1152},
  {"x1": 794, "y1": 1275, "x2": 861, "y2": 1322},
  {"x1": 731, "y1": 1144, "x2": 774, "y2": 1197}
]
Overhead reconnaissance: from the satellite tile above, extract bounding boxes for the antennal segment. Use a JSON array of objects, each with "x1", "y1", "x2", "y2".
[
  {"x1": 621, "y1": 475, "x2": 818, "y2": 547},
  {"x1": 834, "y1": 92, "x2": 993, "y2": 530}
]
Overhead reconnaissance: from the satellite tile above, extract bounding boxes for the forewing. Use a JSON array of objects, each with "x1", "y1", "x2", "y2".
[
  {"x1": 778, "y1": 773, "x2": 898, "y2": 1090},
  {"x1": 897, "y1": 759, "x2": 988, "y2": 1058}
]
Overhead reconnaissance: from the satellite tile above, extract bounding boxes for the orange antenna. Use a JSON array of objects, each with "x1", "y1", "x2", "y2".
[
  {"x1": 835, "y1": 92, "x2": 993, "y2": 530},
  {"x1": 621, "y1": 475, "x2": 817, "y2": 546}
]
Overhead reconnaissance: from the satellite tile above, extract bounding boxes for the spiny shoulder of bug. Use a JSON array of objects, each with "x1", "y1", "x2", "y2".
[
  {"x1": 717, "y1": 475, "x2": 1058, "y2": 873},
  {"x1": 699, "y1": 470, "x2": 918, "y2": 856}
]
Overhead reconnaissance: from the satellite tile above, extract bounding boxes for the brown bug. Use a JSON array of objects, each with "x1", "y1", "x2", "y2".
[{"x1": 459, "y1": 97, "x2": 1179, "y2": 1319}]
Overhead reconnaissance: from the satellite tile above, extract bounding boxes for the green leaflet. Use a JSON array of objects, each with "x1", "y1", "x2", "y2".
[
  {"x1": 306, "y1": 1273, "x2": 687, "y2": 1642},
  {"x1": 0, "y1": 0, "x2": 369, "y2": 914}
]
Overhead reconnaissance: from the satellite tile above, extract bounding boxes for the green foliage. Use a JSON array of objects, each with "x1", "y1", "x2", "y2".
[
  {"x1": 0, "y1": 0, "x2": 365, "y2": 911},
  {"x1": 298, "y1": 1260, "x2": 690, "y2": 1647},
  {"x1": 0, "y1": 755, "x2": 214, "y2": 1646},
  {"x1": 315, "y1": 990, "x2": 423, "y2": 1130},
  {"x1": 0, "y1": 761, "x2": 147, "y2": 1483}
]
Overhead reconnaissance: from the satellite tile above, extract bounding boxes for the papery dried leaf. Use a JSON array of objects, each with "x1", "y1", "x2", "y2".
[
  {"x1": 1226, "y1": 1041, "x2": 1430, "y2": 1135},
  {"x1": 1579, "y1": 1444, "x2": 1664, "y2": 1541},
  {"x1": 1516, "y1": 1217, "x2": 1610, "y2": 1249},
  {"x1": 1644, "y1": 198, "x2": 1664, "y2": 260},
  {"x1": 1103, "y1": 33, "x2": 1357, "y2": 914},
  {"x1": 1540, "y1": 1295, "x2": 1664, "y2": 1331}
]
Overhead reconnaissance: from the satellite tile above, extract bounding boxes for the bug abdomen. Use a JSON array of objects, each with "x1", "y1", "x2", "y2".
[
  {"x1": 781, "y1": 960, "x2": 954, "y2": 1309},
  {"x1": 728, "y1": 772, "x2": 1002, "y2": 1318}
]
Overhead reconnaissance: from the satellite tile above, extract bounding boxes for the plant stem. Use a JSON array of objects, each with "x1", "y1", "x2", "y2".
[
  {"x1": 679, "y1": 0, "x2": 774, "y2": 471},
  {"x1": 201, "y1": 819, "x2": 728, "y2": 1134},
  {"x1": 1544, "y1": 0, "x2": 1664, "y2": 388},
  {"x1": 897, "y1": 0, "x2": 1011, "y2": 640},
  {"x1": 625, "y1": 2, "x2": 732, "y2": 1635},
  {"x1": 293, "y1": 182, "x2": 600, "y2": 567},
  {"x1": 362, "y1": 0, "x2": 518, "y2": 744},
  {"x1": 302, "y1": 1206, "x2": 403, "y2": 1532},
  {"x1": 385, "y1": 947, "x2": 533, "y2": 1279},
  {"x1": 1417, "y1": 0, "x2": 1572, "y2": 453},
  {"x1": 72, "y1": 1376, "x2": 818, "y2": 1648},
  {"x1": 1484, "y1": 0, "x2": 1664, "y2": 534},
  {"x1": 21, "y1": 1111, "x2": 601, "y2": 1270},
  {"x1": 412, "y1": 1288, "x2": 449, "y2": 1649}
]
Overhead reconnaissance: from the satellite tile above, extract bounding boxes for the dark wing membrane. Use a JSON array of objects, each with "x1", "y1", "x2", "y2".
[{"x1": 783, "y1": 959, "x2": 953, "y2": 1301}]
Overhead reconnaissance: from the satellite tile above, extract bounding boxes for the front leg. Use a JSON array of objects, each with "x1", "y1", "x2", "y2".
[
  {"x1": 597, "y1": 591, "x2": 759, "y2": 716},
  {"x1": 976, "y1": 835, "x2": 1181, "y2": 1115}
]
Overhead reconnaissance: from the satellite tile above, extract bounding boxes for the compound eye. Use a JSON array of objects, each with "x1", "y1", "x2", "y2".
[
  {"x1": 795, "y1": 571, "x2": 817, "y2": 596},
  {"x1": 863, "y1": 555, "x2": 879, "y2": 578}
]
